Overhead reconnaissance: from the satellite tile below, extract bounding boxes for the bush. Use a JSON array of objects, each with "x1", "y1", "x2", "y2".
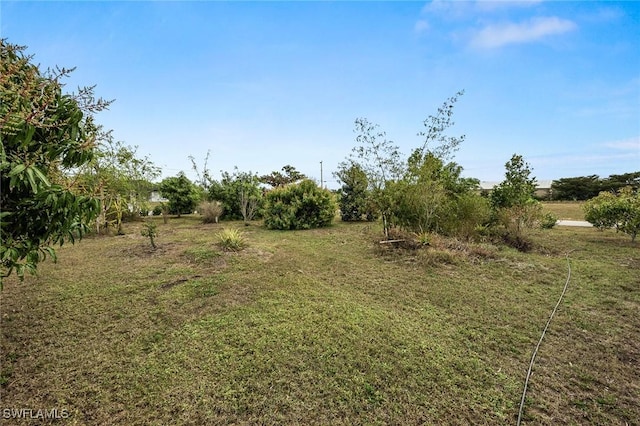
[
  {"x1": 540, "y1": 211, "x2": 558, "y2": 229},
  {"x1": 263, "y1": 180, "x2": 337, "y2": 230},
  {"x1": 584, "y1": 187, "x2": 640, "y2": 241},
  {"x1": 159, "y1": 172, "x2": 200, "y2": 217},
  {"x1": 141, "y1": 221, "x2": 157, "y2": 249},
  {"x1": 152, "y1": 205, "x2": 163, "y2": 216},
  {"x1": 199, "y1": 201, "x2": 224, "y2": 224},
  {"x1": 441, "y1": 193, "x2": 491, "y2": 240},
  {"x1": 208, "y1": 169, "x2": 263, "y2": 220},
  {"x1": 217, "y1": 228, "x2": 245, "y2": 251}
]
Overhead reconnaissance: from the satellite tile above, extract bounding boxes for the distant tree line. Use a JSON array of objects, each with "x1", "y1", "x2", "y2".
[{"x1": 551, "y1": 172, "x2": 640, "y2": 201}]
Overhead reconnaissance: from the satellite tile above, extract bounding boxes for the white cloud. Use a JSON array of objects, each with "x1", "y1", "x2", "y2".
[
  {"x1": 470, "y1": 16, "x2": 577, "y2": 48},
  {"x1": 421, "y1": 0, "x2": 542, "y2": 17},
  {"x1": 603, "y1": 136, "x2": 640, "y2": 151},
  {"x1": 414, "y1": 19, "x2": 430, "y2": 34},
  {"x1": 475, "y1": 0, "x2": 543, "y2": 12},
  {"x1": 420, "y1": 0, "x2": 467, "y2": 17}
]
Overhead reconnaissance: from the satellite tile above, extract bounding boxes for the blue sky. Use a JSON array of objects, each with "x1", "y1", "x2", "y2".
[{"x1": 2, "y1": 1, "x2": 638, "y2": 187}]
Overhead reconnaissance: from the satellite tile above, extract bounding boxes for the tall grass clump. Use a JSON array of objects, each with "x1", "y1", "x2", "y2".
[
  {"x1": 199, "y1": 201, "x2": 224, "y2": 224},
  {"x1": 217, "y1": 228, "x2": 245, "y2": 251}
]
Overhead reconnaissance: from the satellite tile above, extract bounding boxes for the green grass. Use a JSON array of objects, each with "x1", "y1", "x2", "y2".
[{"x1": 1, "y1": 217, "x2": 638, "y2": 425}]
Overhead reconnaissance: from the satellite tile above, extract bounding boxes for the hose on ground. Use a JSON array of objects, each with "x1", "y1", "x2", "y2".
[{"x1": 516, "y1": 251, "x2": 574, "y2": 425}]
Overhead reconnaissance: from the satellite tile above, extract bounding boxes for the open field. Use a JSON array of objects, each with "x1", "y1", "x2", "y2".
[
  {"x1": 1, "y1": 218, "x2": 638, "y2": 425},
  {"x1": 542, "y1": 202, "x2": 585, "y2": 221}
]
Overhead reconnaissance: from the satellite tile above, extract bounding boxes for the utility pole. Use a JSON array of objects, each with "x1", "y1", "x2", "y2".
[{"x1": 320, "y1": 161, "x2": 324, "y2": 189}]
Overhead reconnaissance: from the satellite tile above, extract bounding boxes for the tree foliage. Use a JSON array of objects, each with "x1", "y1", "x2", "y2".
[
  {"x1": 349, "y1": 118, "x2": 403, "y2": 237},
  {"x1": 159, "y1": 172, "x2": 200, "y2": 217},
  {"x1": 490, "y1": 154, "x2": 537, "y2": 210},
  {"x1": 344, "y1": 91, "x2": 487, "y2": 239},
  {"x1": 605, "y1": 172, "x2": 640, "y2": 193},
  {"x1": 334, "y1": 162, "x2": 375, "y2": 222},
  {"x1": 1, "y1": 40, "x2": 106, "y2": 279},
  {"x1": 393, "y1": 152, "x2": 487, "y2": 238},
  {"x1": 263, "y1": 180, "x2": 336, "y2": 230},
  {"x1": 584, "y1": 187, "x2": 640, "y2": 241},
  {"x1": 208, "y1": 168, "x2": 263, "y2": 221},
  {"x1": 551, "y1": 172, "x2": 640, "y2": 201},
  {"x1": 551, "y1": 171, "x2": 640, "y2": 201},
  {"x1": 490, "y1": 154, "x2": 541, "y2": 243},
  {"x1": 550, "y1": 175, "x2": 601, "y2": 201},
  {"x1": 416, "y1": 90, "x2": 466, "y2": 162},
  {"x1": 260, "y1": 165, "x2": 306, "y2": 188},
  {"x1": 75, "y1": 131, "x2": 159, "y2": 234},
  {"x1": 189, "y1": 150, "x2": 214, "y2": 192}
]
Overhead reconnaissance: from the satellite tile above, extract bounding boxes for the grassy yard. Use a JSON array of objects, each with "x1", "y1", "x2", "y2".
[
  {"x1": 542, "y1": 202, "x2": 585, "y2": 221},
  {"x1": 1, "y1": 217, "x2": 638, "y2": 425}
]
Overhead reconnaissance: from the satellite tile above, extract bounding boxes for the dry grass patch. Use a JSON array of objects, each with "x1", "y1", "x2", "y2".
[{"x1": 542, "y1": 201, "x2": 585, "y2": 220}]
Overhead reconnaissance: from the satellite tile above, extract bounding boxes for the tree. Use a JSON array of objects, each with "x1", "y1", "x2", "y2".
[
  {"x1": 189, "y1": 150, "x2": 214, "y2": 192},
  {"x1": 602, "y1": 172, "x2": 640, "y2": 193},
  {"x1": 75, "y1": 131, "x2": 160, "y2": 234},
  {"x1": 550, "y1": 172, "x2": 639, "y2": 201},
  {"x1": 342, "y1": 92, "x2": 479, "y2": 239},
  {"x1": 490, "y1": 154, "x2": 537, "y2": 209},
  {"x1": 260, "y1": 165, "x2": 306, "y2": 188},
  {"x1": 551, "y1": 175, "x2": 601, "y2": 201},
  {"x1": 349, "y1": 118, "x2": 404, "y2": 237},
  {"x1": 416, "y1": 90, "x2": 466, "y2": 162},
  {"x1": 334, "y1": 162, "x2": 375, "y2": 221},
  {"x1": 1, "y1": 40, "x2": 107, "y2": 280},
  {"x1": 390, "y1": 91, "x2": 487, "y2": 238},
  {"x1": 263, "y1": 180, "x2": 336, "y2": 230},
  {"x1": 208, "y1": 168, "x2": 263, "y2": 220},
  {"x1": 159, "y1": 172, "x2": 200, "y2": 217},
  {"x1": 490, "y1": 154, "x2": 541, "y2": 241},
  {"x1": 584, "y1": 187, "x2": 640, "y2": 241}
]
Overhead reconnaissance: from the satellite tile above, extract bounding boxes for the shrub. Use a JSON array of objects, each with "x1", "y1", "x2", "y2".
[
  {"x1": 263, "y1": 180, "x2": 337, "y2": 230},
  {"x1": 494, "y1": 201, "x2": 543, "y2": 238},
  {"x1": 217, "y1": 228, "x2": 245, "y2": 251},
  {"x1": 584, "y1": 187, "x2": 640, "y2": 241},
  {"x1": 199, "y1": 201, "x2": 224, "y2": 224},
  {"x1": 141, "y1": 221, "x2": 157, "y2": 249},
  {"x1": 208, "y1": 169, "x2": 263, "y2": 220},
  {"x1": 152, "y1": 205, "x2": 163, "y2": 216},
  {"x1": 442, "y1": 193, "x2": 491, "y2": 240},
  {"x1": 540, "y1": 211, "x2": 558, "y2": 229}
]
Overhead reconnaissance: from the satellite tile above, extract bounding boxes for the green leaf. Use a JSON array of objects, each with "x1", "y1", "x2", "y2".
[
  {"x1": 31, "y1": 166, "x2": 51, "y2": 187},
  {"x1": 25, "y1": 167, "x2": 39, "y2": 193},
  {"x1": 8, "y1": 163, "x2": 26, "y2": 177}
]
